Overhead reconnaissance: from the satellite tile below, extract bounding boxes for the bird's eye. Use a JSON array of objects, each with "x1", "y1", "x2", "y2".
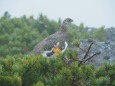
[
  {"x1": 68, "y1": 19, "x2": 72, "y2": 22},
  {"x1": 68, "y1": 19, "x2": 71, "y2": 21}
]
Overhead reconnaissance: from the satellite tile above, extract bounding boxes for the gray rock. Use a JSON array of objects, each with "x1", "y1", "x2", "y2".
[
  {"x1": 78, "y1": 39, "x2": 115, "y2": 68},
  {"x1": 105, "y1": 27, "x2": 115, "y2": 41}
]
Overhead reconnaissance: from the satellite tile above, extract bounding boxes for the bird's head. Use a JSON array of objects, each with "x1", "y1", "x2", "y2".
[{"x1": 62, "y1": 18, "x2": 73, "y2": 27}]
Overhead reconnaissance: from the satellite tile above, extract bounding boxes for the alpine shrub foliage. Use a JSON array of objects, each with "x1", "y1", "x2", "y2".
[
  {"x1": 0, "y1": 55, "x2": 115, "y2": 86},
  {"x1": 0, "y1": 12, "x2": 106, "y2": 57}
]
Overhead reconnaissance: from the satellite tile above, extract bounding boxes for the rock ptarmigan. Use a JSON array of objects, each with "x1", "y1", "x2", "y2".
[{"x1": 32, "y1": 18, "x2": 73, "y2": 57}]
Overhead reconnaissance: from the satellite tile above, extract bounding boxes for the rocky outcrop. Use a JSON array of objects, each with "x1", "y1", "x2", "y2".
[
  {"x1": 105, "y1": 27, "x2": 115, "y2": 41},
  {"x1": 78, "y1": 39, "x2": 115, "y2": 68}
]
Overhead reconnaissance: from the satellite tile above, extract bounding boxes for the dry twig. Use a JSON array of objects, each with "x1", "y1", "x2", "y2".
[{"x1": 78, "y1": 42, "x2": 100, "y2": 67}]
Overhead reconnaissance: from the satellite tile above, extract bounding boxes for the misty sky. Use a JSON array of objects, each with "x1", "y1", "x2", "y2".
[{"x1": 0, "y1": 0, "x2": 115, "y2": 28}]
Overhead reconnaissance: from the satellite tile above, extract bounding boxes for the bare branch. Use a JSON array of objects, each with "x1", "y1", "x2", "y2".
[
  {"x1": 83, "y1": 42, "x2": 94, "y2": 59},
  {"x1": 78, "y1": 46, "x2": 87, "y2": 52},
  {"x1": 84, "y1": 52, "x2": 101, "y2": 63},
  {"x1": 78, "y1": 42, "x2": 98, "y2": 67},
  {"x1": 78, "y1": 60, "x2": 84, "y2": 67}
]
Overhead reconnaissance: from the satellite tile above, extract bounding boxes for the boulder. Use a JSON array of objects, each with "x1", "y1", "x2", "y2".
[{"x1": 78, "y1": 39, "x2": 115, "y2": 68}]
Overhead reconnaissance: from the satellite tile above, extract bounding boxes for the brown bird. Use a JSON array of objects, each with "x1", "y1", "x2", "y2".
[{"x1": 32, "y1": 18, "x2": 73, "y2": 57}]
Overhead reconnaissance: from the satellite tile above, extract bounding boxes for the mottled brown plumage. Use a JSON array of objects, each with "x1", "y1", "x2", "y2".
[{"x1": 32, "y1": 18, "x2": 73, "y2": 56}]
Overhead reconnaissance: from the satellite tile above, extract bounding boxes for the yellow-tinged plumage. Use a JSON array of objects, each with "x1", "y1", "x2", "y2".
[{"x1": 53, "y1": 47, "x2": 62, "y2": 54}]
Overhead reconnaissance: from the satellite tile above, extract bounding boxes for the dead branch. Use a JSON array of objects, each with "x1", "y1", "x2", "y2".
[
  {"x1": 78, "y1": 46, "x2": 87, "y2": 52},
  {"x1": 78, "y1": 42, "x2": 94, "y2": 67},
  {"x1": 84, "y1": 52, "x2": 101, "y2": 63},
  {"x1": 83, "y1": 42, "x2": 94, "y2": 59}
]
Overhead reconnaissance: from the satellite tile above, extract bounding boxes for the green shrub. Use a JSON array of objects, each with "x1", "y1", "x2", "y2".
[
  {"x1": 0, "y1": 75, "x2": 22, "y2": 86},
  {"x1": 0, "y1": 54, "x2": 115, "y2": 86},
  {"x1": 0, "y1": 12, "x2": 107, "y2": 57}
]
